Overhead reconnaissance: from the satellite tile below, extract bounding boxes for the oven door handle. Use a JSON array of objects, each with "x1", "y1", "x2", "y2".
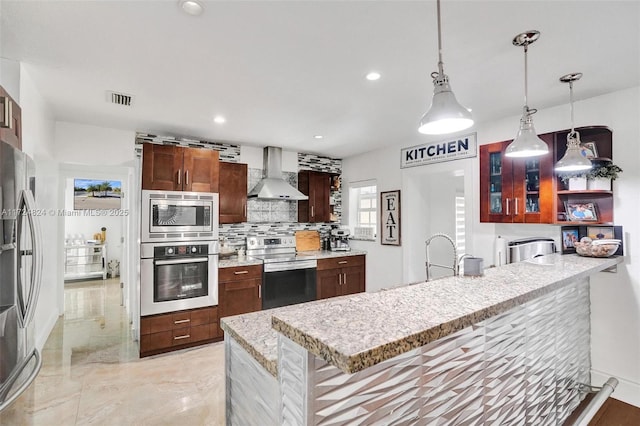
[{"x1": 154, "y1": 257, "x2": 209, "y2": 266}]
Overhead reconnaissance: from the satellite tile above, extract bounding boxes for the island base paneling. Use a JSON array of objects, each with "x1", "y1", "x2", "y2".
[{"x1": 275, "y1": 279, "x2": 590, "y2": 425}]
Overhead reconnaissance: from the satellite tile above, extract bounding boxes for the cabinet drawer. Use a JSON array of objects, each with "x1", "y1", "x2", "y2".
[
  {"x1": 191, "y1": 306, "x2": 217, "y2": 326},
  {"x1": 172, "y1": 327, "x2": 192, "y2": 346},
  {"x1": 190, "y1": 324, "x2": 211, "y2": 342},
  {"x1": 317, "y1": 255, "x2": 365, "y2": 271},
  {"x1": 141, "y1": 306, "x2": 218, "y2": 334},
  {"x1": 219, "y1": 264, "x2": 262, "y2": 282}
]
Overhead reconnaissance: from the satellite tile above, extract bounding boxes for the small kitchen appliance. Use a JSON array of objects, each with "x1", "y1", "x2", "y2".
[
  {"x1": 508, "y1": 237, "x2": 556, "y2": 263},
  {"x1": 330, "y1": 228, "x2": 351, "y2": 252}
]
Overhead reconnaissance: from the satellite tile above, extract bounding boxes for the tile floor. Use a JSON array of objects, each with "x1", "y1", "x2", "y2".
[{"x1": 0, "y1": 278, "x2": 226, "y2": 425}]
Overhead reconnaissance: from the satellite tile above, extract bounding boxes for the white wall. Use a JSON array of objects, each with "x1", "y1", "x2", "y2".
[
  {"x1": 53, "y1": 121, "x2": 136, "y2": 165},
  {"x1": 18, "y1": 64, "x2": 60, "y2": 350},
  {"x1": 0, "y1": 58, "x2": 21, "y2": 101},
  {"x1": 342, "y1": 86, "x2": 640, "y2": 406}
]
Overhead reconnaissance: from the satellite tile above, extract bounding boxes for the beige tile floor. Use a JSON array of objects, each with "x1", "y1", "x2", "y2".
[{"x1": 0, "y1": 278, "x2": 226, "y2": 425}]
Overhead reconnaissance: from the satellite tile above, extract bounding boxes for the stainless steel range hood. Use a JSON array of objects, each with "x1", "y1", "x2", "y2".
[{"x1": 247, "y1": 146, "x2": 308, "y2": 200}]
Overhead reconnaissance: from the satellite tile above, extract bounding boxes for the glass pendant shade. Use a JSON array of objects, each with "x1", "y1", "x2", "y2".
[
  {"x1": 505, "y1": 112, "x2": 549, "y2": 157},
  {"x1": 418, "y1": 78, "x2": 473, "y2": 134}
]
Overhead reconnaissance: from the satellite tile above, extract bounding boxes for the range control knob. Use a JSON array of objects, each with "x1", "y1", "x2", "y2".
[
  {"x1": 191, "y1": 246, "x2": 198, "y2": 253},
  {"x1": 166, "y1": 247, "x2": 174, "y2": 255}
]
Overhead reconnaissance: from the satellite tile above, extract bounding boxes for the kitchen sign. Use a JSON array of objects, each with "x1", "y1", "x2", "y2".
[
  {"x1": 380, "y1": 190, "x2": 401, "y2": 246},
  {"x1": 401, "y1": 132, "x2": 477, "y2": 168}
]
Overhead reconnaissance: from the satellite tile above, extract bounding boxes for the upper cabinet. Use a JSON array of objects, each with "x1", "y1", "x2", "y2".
[
  {"x1": 480, "y1": 133, "x2": 555, "y2": 223},
  {"x1": 219, "y1": 161, "x2": 247, "y2": 224},
  {"x1": 480, "y1": 126, "x2": 615, "y2": 225},
  {"x1": 298, "y1": 170, "x2": 333, "y2": 223},
  {"x1": 142, "y1": 143, "x2": 219, "y2": 192},
  {"x1": 0, "y1": 86, "x2": 22, "y2": 150}
]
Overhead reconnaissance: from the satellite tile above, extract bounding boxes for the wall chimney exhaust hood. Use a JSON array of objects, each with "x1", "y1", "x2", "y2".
[{"x1": 247, "y1": 146, "x2": 308, "y2": 200}]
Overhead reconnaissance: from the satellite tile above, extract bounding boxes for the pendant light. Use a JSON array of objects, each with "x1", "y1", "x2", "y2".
[
  {"x1": 505, "y1": 31, "x2": 549, "y2": 158},
  {"x1": 555, "y1": 73, "x2": 592, "y2": 172},
  {"x1": 418, "y1": 0, "x2": 473, "y2": 135}
]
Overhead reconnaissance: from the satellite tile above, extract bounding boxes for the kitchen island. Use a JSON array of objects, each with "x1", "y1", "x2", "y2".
[{"x1": 221, "y1": 254, "x2": 622, "y2": 425}]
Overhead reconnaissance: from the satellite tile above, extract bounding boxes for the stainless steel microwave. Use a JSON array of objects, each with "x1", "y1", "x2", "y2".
[{"x1": 141, "y1": 190, "x2": 219, "y2": 242}]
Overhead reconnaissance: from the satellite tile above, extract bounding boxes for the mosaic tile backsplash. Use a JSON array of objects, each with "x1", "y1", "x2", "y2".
[{"x1": 136, "y1": 133, "x2": 343, "y2": 246}]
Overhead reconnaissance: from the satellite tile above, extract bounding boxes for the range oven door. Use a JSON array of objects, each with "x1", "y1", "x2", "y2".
[
  {"x1": 262, "y1": 260, "x2": 317, "y2": 310},
  {"x1": 140, "y1": 242, "x2": 218, "y2": 316}
]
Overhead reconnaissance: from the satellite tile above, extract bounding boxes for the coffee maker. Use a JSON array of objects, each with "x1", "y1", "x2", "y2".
[{"x1": 330, "y1": 228, "x2": 351, "y2": 251}]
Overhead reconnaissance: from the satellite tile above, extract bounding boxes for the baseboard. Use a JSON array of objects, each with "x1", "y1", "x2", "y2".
[
  {"x1": 591, "y1": 369, "x2": 640, "y2": 407},
  {"x1": 35, "y1": 311, "x2": 60, "y2": 351}
]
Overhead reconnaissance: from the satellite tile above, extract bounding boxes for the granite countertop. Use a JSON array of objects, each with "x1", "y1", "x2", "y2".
[
  {"x1": 218, "y1": 249, "x2": 366, "y2": 268},
  {"x1": 269, "y1": 254, "x2": 621, "y2": 375}
]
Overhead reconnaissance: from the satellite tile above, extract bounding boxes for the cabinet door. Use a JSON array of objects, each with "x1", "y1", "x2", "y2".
[
  {"x1": 183, "y1": 147, "x2": 219, "y2": 193},
  {"x1": 0, "y1": 86, "x2": 22, "y2": 150},
  {"x1": 219, "y1": 278, "x2": 262, "y2": 320},
  {"x1": 341, "y1": 265, "x2": 365, "y2": 296},
  {"x1": 511, "y1": 134, "x2": 554, "y2": 223},
  {"x1": 479, "y1": 141, "x2": 513, "y2": 223},
  {"x1": 219, "y1": 162, "x2": 247, "y2": 223},
  {"x1": 316, "y1": 269, "x2": 341, "y2": 300},
  {"x1": 141, "y1": 143, "x2": 183, "y2": 190},
  {"x1": 309, "y1": 172, "x2": 331, "y2": 222}
]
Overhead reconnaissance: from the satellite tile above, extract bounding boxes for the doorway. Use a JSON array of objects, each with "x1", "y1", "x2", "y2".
[{"x1": 401, "y1": 160, "x2": 474, "y2": 284}]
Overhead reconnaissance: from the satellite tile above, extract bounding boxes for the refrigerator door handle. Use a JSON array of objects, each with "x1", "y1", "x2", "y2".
[
  {"x1": 15, "y1": 190, "x2": 43, "y2": 327},
  {"x1": 0, "y1": 348, "x2": 42, "y2": 412}
]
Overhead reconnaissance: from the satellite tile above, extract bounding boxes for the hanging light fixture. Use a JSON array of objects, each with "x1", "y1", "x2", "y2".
[
  {"x1": 418, "y1": 0, "x2": 473, "y2": 135},
  {"x1": 505, "y1": 31, "x2": 549, "y2": 158},
  {"x1": 555, "y1": 73, "x2": 592, "y2": 172}
]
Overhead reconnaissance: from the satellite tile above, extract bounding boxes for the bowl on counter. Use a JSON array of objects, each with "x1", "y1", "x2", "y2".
[{"x1": 574, "y1": 239, "x2": 621, "y2": 258}]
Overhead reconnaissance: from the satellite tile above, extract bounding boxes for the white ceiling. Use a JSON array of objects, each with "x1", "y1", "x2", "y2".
[{"x1": 1, "y1": 1, "x2": 639, "y2": 159}]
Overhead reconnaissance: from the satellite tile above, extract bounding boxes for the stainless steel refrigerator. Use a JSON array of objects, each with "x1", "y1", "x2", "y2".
[{"x1": 0, "y1": 140, "x2": 43, "y2": 411}]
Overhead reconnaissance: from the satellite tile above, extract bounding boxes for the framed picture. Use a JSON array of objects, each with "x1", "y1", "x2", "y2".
[
  {"x1": 561, "y1": 226, "x2": 580, "y2": 254},
  {"x1": 74, "y1": 178, "x2": 123, "y2": 210},
  {"x1": 580, "y1": 142, "x2": 598, "y2": 159},
  {"x1": 380, "y1": 190, "x2": 401, "y2": 246},
  {"x1": 587, "y1": 226, "x2": 614, "y2": 240},
  {"x1": 564, "y1": 202, "x2": 598, "y2": 222}
]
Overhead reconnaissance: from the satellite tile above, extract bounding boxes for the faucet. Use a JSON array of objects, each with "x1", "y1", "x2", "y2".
[{"x1": 425, "y1": 233, "x2": 458, "y2": 282}]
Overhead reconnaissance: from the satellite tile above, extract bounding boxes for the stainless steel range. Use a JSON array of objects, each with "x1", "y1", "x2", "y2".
[{"x1": 246, "y1": 235, "x2": 316, "y2": 309}]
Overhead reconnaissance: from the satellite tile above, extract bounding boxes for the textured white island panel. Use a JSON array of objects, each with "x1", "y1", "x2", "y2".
[{"x1": 278, "y1": 279, "x2": 591, "y2": 425}]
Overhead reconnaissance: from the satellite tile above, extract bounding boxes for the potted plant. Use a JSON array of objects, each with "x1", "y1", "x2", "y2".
[{"x1": 587, "y1": 162, "x2": 623, "y2": 190}]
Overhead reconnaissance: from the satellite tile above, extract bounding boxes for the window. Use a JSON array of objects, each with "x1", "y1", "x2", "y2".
[
  {"x1": 455, "y1": 195, "x2": 466, "y2": 254},
  {"x1": 349, "y1": 181, "x2": 377, "y2": 240}
]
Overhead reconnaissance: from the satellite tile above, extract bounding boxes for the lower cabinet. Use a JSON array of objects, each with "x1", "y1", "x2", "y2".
[
  {"x1": 139, "y1": 306, "x2": 220, "y2": 357},
  {"x1": 317, "y1": 255, "x2": 365, "y2": 300},
  {"x1": 218, "y1": 264, "x2": 263, "y2": 337}
]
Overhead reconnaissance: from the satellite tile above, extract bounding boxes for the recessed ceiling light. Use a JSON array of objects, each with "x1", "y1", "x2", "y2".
[
  {"x1": 365, "y1": 72, "x2": 381, "y2": 81},
  {"x1": 314, "y1": 135, "x2": 324, "y2": 139},
  {"x1": 214, "y1": 116, "x2": 226, "y2": 124},
  {"x1": 180, "y1": 0, "x2": 204, "y2": 16}
]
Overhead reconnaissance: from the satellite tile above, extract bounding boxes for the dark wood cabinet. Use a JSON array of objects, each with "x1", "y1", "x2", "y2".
[
  {"x1": 219, "y1": 161, "x2": 247, "y2": 224},
  {"x1": 142, "y1": 143, "x2": 219, "y2": 192},
  {"x1": 218, "y1": 264, "x2": 262, "y2": 336},
  {"x1": 316, "y1": 255, "x2": 365, "y2": 300},
  {"x1": 0, "y1": 85, "x2": 22, "y2": 150},
  {"x1": 480, "y1": 133, "x2": 554, "y2": 223},
  {"x1": 298, "y1": 170, "x2": 332, "y2": 223},
  {"x1": 139, "y1": 305, "x2": 220, "y2": 357}
]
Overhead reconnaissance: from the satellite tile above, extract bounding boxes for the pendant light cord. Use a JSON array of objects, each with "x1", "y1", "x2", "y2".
[
  {"x1": 569, "y1": 81, "x2": 575, "y2": 134},
  {"x1": 436, "y1": 0, "x2": 444, "y2": 76},
  {"x1": 523, "y1": 44, "x2": 529, "y2": 111}
]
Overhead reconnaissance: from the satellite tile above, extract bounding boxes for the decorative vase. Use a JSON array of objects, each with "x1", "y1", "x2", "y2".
[
  {"x1": 568, "y1": 177, "x2": 587, "y2": 191},
  {"x1": 587, "y1": 177, "x2": 611, "y2": 191}
]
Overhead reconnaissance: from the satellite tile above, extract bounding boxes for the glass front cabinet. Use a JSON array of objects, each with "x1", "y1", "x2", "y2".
[{"x1": 480, "y1": 134, "x2": 555, "y2": 223}]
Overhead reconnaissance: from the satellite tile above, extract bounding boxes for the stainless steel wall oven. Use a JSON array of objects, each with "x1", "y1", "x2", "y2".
[{"x1": 140, "y1": 241, "x2": 218, "y2": 316}]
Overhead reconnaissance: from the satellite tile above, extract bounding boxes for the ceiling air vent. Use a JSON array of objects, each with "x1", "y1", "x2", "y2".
[{"x1": 106, "y1": 91, "x2": 133, "y2": 106}]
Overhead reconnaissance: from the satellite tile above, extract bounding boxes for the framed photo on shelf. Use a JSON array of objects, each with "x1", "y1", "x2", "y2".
[
  {"x1": 564, "y1": 202, "x2": 598, "y2": 222},
  {"x1": 587, "y1": 226, "x2": 614, "y2": 240},
  {"x1": 580, "y1": 142, "x2": 598, "y2": 159},
  {"x1": 380, "y1": 190, "x2": 401, "y2": 246},
  {"x1": 561, "y1": 226, "x2": 580, "y2": 254}
]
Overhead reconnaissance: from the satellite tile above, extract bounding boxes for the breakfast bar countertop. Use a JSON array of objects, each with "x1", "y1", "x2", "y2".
[
  {"x1": 222, "y1": 254, "x2": 621, "y2": 377},
  {"x1": 218, "y1": 249, "x2": 366, "y2": 268}
]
